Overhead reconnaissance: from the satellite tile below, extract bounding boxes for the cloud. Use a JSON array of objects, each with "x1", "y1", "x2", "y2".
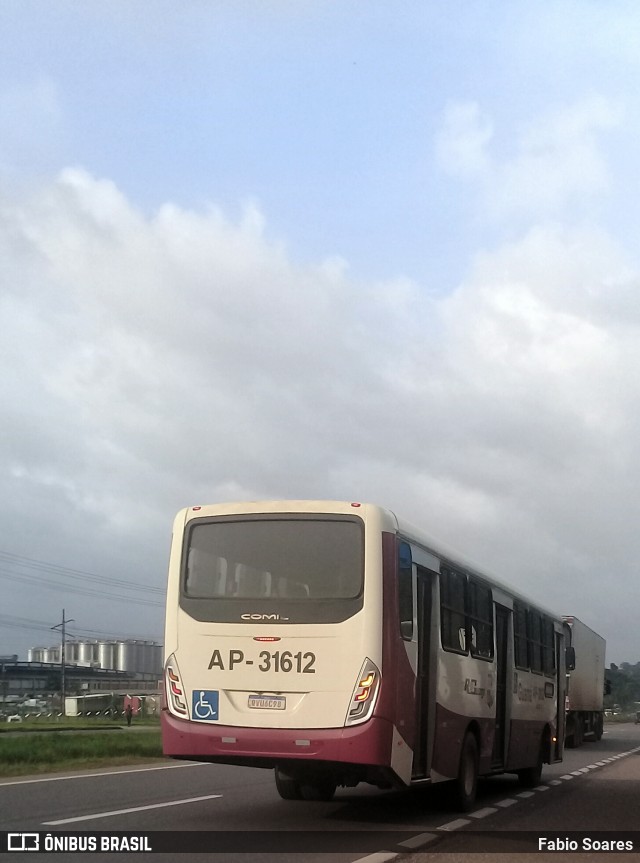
[
  {"x1": 0, "y1": 168, "x2": 431, "y2": 532},
  {"x1": 436, "y1": 96, "x2": 620, "y2": 222},
  {"x1": 2, "y1": 166, "x2": 640, "y2": 661}
]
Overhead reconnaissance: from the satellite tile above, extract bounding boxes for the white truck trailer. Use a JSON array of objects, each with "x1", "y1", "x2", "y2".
[{"x1": 563, "y1": 615, "x2": 606, "y2": 747}]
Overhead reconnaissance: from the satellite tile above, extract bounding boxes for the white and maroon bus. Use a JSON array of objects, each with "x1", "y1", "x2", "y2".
[{"x1": 162, "y1": 500, "x2": 566, "y2": 810}]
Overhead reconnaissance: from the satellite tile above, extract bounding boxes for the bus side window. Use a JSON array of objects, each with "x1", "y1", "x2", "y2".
[
  {"x1": 514, "y1": 603, "x2": 529, "y2": 669},
  {"x1": 398, "y1": 540, "x2": 413, "y2": 640},
  {"x1": 468, "y1": 580, "x2": 494, "y2": 660},
  {"x1": 441, "y1": 566, "x2": 467, "y2": 654},
  {"x1": 542, "y1": 617, "x2": 555, "y2": 675},
  {"x1": 528, "y1": 610, "x2": 544, "y2": 673}
]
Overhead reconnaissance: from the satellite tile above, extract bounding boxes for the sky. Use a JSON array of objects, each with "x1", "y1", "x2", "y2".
[{"x1": 1, "y1": 1, "x2": 640, "y2": 664}]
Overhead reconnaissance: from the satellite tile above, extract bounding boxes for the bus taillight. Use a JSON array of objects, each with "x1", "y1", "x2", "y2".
[
  {"x1": 345, "y1": 658, "x2": 380, "y2": 726},
  {"x1": 165, "y1": 655, "x2": 188, "y2": 718}
]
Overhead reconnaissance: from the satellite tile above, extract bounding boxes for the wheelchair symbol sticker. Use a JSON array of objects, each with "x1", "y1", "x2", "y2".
[{"x1": 192, "y1": 690, "x2": 219, "y2": 720}]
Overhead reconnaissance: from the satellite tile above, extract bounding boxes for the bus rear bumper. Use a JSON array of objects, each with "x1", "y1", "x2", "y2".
[{"x1": 161, "y1": 710, "x2": 395, "y2": 769}]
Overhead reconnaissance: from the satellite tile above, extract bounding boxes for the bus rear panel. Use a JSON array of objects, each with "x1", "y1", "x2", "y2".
[{"x1": 162, "y1": 502, "x2": 407, "y2": 789}]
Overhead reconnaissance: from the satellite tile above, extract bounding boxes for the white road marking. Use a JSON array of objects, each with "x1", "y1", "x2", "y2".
[
  {"x1": 43, "y1": 793, "x2": 223, "y2": 825},
  {"x1": 0, "y1": 761, "x2": 208, "y2": 788},
  {"x1": 398, "y1": 833, "x2": 439, "y2": 849},
  {"x1": 438, "y1": 818, "x2": 470, "y2": 831},
  {"x1": 355, "y1": 746, "x2": 639, "y2": 850},
  {"x1": 381, "y1": 747, "x2": 639, "y2": 847},
  {"x1": 469, "y1": 807, "x2": 498, "y2": 818},
  {"x1": 352, "y1": 854, "x2": 398, "y2": 863}
]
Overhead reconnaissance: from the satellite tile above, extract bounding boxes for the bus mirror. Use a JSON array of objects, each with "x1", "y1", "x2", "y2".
[
  {"x1": 566, "y1": 646, "x2": 576, "y2": 671},
  {"x1": 604, "y1": 679, "x2": 611, "y2": 695}
]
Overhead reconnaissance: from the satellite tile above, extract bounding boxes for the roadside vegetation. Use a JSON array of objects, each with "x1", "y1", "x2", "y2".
[
  {"x1": 0, "y1": 721, "x2": 163, "y2": 777},
  {"x1": 606, "y1": 662, "x2": 640, "y2": 714}
]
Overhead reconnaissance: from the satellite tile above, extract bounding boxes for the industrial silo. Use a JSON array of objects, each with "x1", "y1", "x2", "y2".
[
  {"x1": 77, "y1": 642, "x2": 91, "y2": 665},
  {"x1": 116, "y1": 640, "x2": 134, "y2": 672},
  {"x1": 45, "y1": 647, "x2": 60, "y2": 664},
  {"x1": 154, "y1": 643, "x2": 163, "y2": 675},
  {"x1": 98, "y1": 641, "x2": 115, "y2": 670}
]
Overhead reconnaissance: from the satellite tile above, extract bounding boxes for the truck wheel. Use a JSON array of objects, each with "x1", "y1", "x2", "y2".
[
  {"x1": 274, "y1": 768, "x2": 302, "y2": 800},
  {"x1": 451, "y1": 732, "x2": 479, "y2": 812},
  {"x1": 593, "y1": 714, "x2": 604, "y2": 741}
]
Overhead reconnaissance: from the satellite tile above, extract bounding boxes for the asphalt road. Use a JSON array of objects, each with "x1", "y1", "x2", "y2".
[{"x1": 1, "y1": 723, "x2": 640, "y2": 862}]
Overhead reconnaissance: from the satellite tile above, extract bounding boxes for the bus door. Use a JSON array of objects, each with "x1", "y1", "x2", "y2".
[
  {"x1": 491, "y1": 604, "x2": 509, "y2": 769},
  {"x1": 412, "y1": 566, "x2": 435, "y2": 779}
]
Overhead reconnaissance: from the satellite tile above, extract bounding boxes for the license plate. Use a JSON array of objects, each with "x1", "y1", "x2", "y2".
[{"x1": 248, "y1": 695, "x2": 286, "y2": 710}]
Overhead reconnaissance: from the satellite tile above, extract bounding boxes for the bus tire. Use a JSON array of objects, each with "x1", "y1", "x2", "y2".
[
  {"x1": 452, "y1": 731, "x2": 479, "y2": 812},
  {"x1": 517, "y1": 736, "x2": 544, "y2": 788},
  {"x1": 299, "y1": 779, "x2": 337, "y2": 802},
  {"x1": 274, "y1": 768, "x2": 302, "y2": 800}
]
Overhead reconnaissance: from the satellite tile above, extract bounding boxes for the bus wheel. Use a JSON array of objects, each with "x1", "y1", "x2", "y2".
[
  {"x1": 517, "y1": 736, "x2": 544, "y2": 788},
  {"x1": 452, "y1": 732, "x2": 478, "y2": 812},
  {"x1": 274, "y1": 768, "x2": 302, "y2": 800},
  {"x1": 299, "y1": 779, "x2": 337, "y2": 801}
]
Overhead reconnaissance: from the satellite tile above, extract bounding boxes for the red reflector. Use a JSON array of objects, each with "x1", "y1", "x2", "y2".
[
  {"x1": 192, "y1": 506, "x2": 202, "y2": 510},
  {"x1": 351, "y1": 502, "x2": 361, "y2": 507},
  {"x1": 253, "y1": 637, "x2": 281, "y2": 642}
]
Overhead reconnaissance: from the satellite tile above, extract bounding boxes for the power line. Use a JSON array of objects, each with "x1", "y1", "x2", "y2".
[
  {"x1": 0, "y1": 614, "x2": 58, "y2": 635},
  {"x1": 0, "y1": 613, "x2": 161, "y2": 643},
  {"x1": 0, "y1": 549, "x2": 164, "y2": 595},
  {"x1": 0, "y1": 568, "x2": 164, "y2": 607},
  {"x1": 0, "y1": 549, "x2": 166, "y2": 650}
]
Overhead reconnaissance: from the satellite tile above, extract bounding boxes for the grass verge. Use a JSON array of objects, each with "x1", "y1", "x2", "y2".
[{"x1": 0, "y1": 729, "x2": 164, "y2": 777}]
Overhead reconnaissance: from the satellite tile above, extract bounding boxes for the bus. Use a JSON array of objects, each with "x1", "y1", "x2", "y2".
[{"x1": 162, "y1": 500, "x2": 567, "y2": 810}]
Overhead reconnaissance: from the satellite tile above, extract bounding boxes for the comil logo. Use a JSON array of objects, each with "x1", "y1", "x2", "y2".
[
  {"x1": 8, "y1": 833, "x2": 40, "y2": 851},
  {"x1": 241, "y1": 613, "x2": 289, "y2": 621}
]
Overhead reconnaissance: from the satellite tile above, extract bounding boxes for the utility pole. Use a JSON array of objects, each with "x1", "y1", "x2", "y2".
[{"x1": 52, "y1": 609, "x2": 74, "y2": 717}]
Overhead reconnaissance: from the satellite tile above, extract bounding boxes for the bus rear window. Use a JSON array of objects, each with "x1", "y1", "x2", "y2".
[{"x1": 184, "y1": 516, "x2": 364, "y2": 601}]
